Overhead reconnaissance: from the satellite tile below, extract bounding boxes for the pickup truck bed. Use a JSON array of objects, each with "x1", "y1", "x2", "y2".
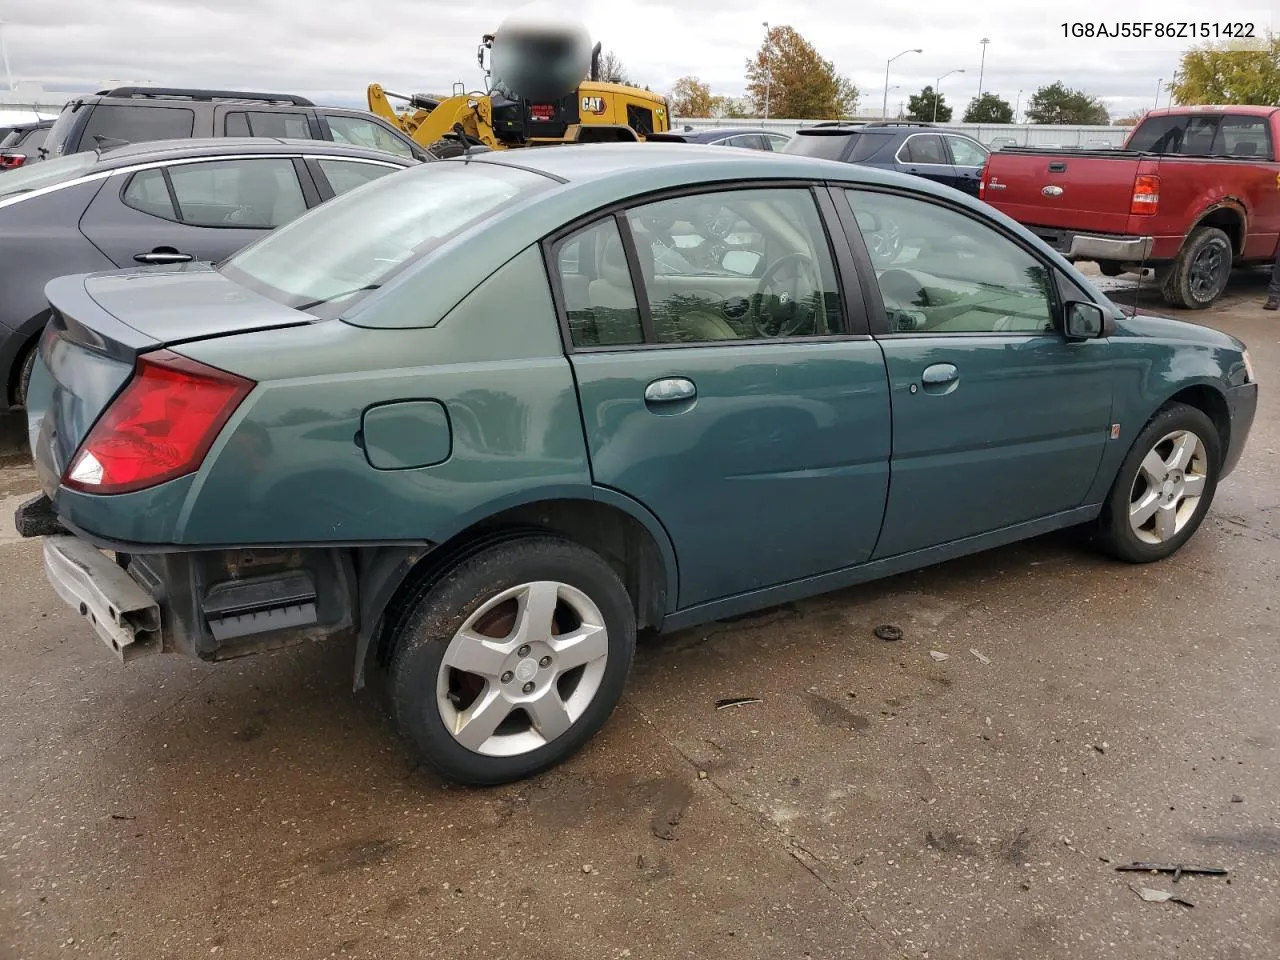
[{"x1": 980, "y1": 106, "x2": 1280, "y2": 309}]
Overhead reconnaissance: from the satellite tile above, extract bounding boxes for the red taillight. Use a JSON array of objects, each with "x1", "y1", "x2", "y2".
[
  {"x1": 1130, "y1": 174, "x2": 1159, "y2": 216},
  {"x1": 0, "y1": 154, "x2": 26, "y2": 169},
  {"x1": 978, "y1": 162, "x2": 988, "y2": 199},
  {"x1": 63, "y1": 350, "x2": 254, "y2": 495}
]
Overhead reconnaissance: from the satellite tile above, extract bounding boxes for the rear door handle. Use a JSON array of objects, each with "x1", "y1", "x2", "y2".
[
  {"x1": 920, "y1": 363, "x2": 959, "y2": 394},
  {"x1": 644, "y1": 377, "x2": 696, "y2": 412},
  {"x1": 134, "y1": 250, "x2": 194, "y2": 264}
]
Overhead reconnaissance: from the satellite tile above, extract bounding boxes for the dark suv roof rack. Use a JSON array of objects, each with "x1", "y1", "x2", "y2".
[
  {"x1": 96, "y1": 87, "x2": 316, "y2": 107},
  {"x1": 860, "y1": 120, "x2": 936, "y2": 128},
  {"x1": 809, "y1": 120, "x2": 867, "y2": 128}
]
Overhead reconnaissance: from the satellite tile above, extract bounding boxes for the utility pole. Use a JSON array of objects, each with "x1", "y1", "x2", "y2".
[
  {"x1": 762, "y1": 22, "x2": 771, "y2": 120},
  {"x1": 977, "y1": 38, "x2": 989, "y2": 100},
  {"x1": 884, "y1": 47, "x2": 922, "y2": 120}
]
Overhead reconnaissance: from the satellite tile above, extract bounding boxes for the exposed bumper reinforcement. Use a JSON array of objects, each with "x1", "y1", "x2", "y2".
[
  {"x1": 43, "y1": 535, "x2": 162, "y2": 662},
  {"x1": 1067, "y1": 234, "x2": 1154, "y2": 262}
]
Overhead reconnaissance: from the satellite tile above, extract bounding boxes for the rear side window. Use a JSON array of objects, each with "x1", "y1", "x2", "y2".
[
  {"x1": 121, "y1": 158, "x2": 308, "y2": 229},
  {"x1": 784, "y1": 131, "x2": 855, "y2": 160},
  {"x1": 225, "y1": 111, "x2": 312, "y2": 139},
  {"x1": 81, "y1": 104, "x2": 195, "y2": 148}
]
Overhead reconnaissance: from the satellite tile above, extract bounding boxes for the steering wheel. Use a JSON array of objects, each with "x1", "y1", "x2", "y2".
[
  {"x1": 749, "y1": 252, "x2": 820, "y2": 338},
  {"x1": 864, "y1": 219, "x2": 903, "y2": 266}
]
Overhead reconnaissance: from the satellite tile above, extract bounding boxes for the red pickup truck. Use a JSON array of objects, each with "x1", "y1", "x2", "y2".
[{"x1": 979, "y1": 105, "x2": 1280, "y2": 309}]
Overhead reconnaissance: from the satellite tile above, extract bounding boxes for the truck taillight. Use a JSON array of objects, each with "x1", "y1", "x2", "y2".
[
  {"x1": 63, "y1": 350, "x2": 254, "y2": 496},
  {"x1": 978, "y1": 162, "x2": 988, "y2": 199},
  {"x1": 1131, "y1": 175, "x2": 1159, "y2": 215}
]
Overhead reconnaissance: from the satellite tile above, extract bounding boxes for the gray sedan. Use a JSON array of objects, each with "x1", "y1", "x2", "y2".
[{"x1": 0, "y1": 136, "x2": 418, "y2": 409}]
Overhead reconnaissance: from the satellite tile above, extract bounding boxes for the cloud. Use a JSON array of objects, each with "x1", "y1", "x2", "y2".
[{"x1": 2, "y1": 0, "x2": 1269, "y2": 119}]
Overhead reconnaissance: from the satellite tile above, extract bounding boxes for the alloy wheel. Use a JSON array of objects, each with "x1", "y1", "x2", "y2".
[{"x1": 1127, "y1": 428, "x2": 1209, "y2": 544}]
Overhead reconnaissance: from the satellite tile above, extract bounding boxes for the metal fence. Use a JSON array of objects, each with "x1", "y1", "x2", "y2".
[{"x1": 671, "y1": 117, "x2": 1130, "y2": 149}]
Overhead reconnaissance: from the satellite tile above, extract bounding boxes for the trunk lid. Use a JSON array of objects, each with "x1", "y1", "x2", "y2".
[
  {"x1": 28, "y1": 265, "x2": 308, "y2": 496},
  {"x1": 983, "y1": 149, "x2": 1142, "y2": 235}
]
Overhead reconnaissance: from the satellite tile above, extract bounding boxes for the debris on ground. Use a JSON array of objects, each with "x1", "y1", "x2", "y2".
[
  {"x1": 1115, "y1": 862, "x2": 1228, "y2": 882},
  {"x1": 1091, "y1": 743, "x2": 1109, "y2": 754},
  {"x1": 1231, "y1": 794, "x2": 1244, "y2": 803},
  {"x1": 874, "y1": 625, "x2": 903, "y2": 642},
  {"x1": 715, "y1": 697, "x2": 762, "y2": 710},
  {"x1": 582, "y1": 864, "x2": 594, "y2": 874},
  {"x1": 1130, "y1": 885, "x2": 1195, "y2": 908},
  {"x1": 969, "y1": 648, "x2": 991, "y2": 664},
  {"x1": 929, "y1": 651, "x2": 950, "y2": 662}
]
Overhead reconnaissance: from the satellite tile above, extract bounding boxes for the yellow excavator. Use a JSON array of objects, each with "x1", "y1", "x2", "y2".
[{"x1": 368, "y1": 4, "x2": 670, "y2": 157}]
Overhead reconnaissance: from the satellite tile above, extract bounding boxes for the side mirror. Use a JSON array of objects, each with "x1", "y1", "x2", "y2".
[
  {"x1": 722, "y1": 250, "x2": 762, "y2": 276},
  {"x1": 1064, "y1": 300, "x2": 1107, "y2": 340}
]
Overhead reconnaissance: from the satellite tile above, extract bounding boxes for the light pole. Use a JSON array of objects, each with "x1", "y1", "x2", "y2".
[
  {"x1": 762, "y1": 22, "x2": 772, "y2": 120},
  {"x1": 0, "y1": 20, "x2": 14, "y2": 93},
  {"x1": 977, "y1": 38, "x2": 990, "y2": 100},
  {"x1": 933, "y1": 69, "x2": 964, "y2": 123},
  {"x1": 883, "y1": 47, "x2": 922, "y2": 120},
  {"x1": 1014, "y1": 88, "x2": 1022, "y2": 123}
]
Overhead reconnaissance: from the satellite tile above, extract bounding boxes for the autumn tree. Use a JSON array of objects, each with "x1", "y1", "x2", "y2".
[
  {"x1": 1025, "y1": 82, "x2": 1109, "y2": 124},
  {"x1": 906, "y1": 85, "x2": 951, "y2": 122},
  {"x1": 710, "y1": 95, "x2": 752, "y2": 119},
  {"x1": 668, "y1": 76, "x2": 714, "y2": 117},
  {"x1": 595, "y1": 50, "x2": 630, "y2": 85},
  {"x1": 1170, "y1": 31, "x2": 1280, "y2": 104},
  {"x1": 962, "y1": 92, "x2": 1013, "y2": 123},
  {"x1": 744, "y1": 25, "x2": 858, "y2": 119},
  {"x1": 1114, "y1": 114, "x2": 1144, "y2": 126}
]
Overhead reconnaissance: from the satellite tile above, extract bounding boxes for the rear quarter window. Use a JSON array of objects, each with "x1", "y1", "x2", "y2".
[{"x1": 81, "y1": 104, "x2": 196, "y2": 149}]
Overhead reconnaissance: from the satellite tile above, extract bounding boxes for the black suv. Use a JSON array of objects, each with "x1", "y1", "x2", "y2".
[
  {"x1": 40, "y1": 87, "x2": 432, "y2": 163},
  {"x1": 782, "y1": 120, "x2": 989, "y2": 197}
]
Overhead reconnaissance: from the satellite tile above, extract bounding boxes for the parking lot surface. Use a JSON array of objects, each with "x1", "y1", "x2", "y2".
[{"x1": 2, "y1": 270, "x2": 1279, "y2": 960}]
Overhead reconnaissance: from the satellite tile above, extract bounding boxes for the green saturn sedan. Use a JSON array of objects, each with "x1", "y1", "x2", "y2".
[{"x1": 16, "y1": 142, "x2": 1258, "y2": 785}]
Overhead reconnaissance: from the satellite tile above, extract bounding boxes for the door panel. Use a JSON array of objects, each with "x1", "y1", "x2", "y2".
[
  {"x1": 841, "y1": 187, "x2": 1115, "y2": 557},
  {"x1": 555, "y1": 186, "x2": 891, "y2": 607},
  {"x1": 943, "y1": 135, "x2": 989, "y2": 197},
  {"x1": 79, "y1": 169, "x2": 271, "y2": 268},
  {"x1": 571, "y1": 344, "x2": 892, "y2": 605}
]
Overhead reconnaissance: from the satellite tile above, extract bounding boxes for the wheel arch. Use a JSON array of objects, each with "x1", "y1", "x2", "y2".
[
  {"x1": 1188, "y1": 202, "x2": 1246, "y2": 258},
  {"x1": 352, "y1": 492, "x2": 678, "y2": 689},
  {"x1": 1161, "y1": 381, "x2": 1231, "y2": 465}
]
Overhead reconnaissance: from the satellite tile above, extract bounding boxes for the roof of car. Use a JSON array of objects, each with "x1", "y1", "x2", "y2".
[
  {"x1": 90, "y1": 136, "x2": 415, "y2": 168},
  {"x1": 6, "y1": 119, "x2": 54, "y2": 132}
]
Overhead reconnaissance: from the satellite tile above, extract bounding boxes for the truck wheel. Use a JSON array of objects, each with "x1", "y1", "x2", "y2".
[
  {"x1": 1161, "y1": 227, "x2": 1232, "y2": 310},
  {"x1": 1093, "y1": 402, "x2": 1221, "y2": 563},
  {"x1": 388, "y1": 536, "x2": 636, "y2": 786}
]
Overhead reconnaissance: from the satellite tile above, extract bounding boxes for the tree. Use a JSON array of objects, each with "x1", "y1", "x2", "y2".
[
  {"x1": 668, "y1": 76, "x2": 714, "y2": 117},
  {"x1": 1024, "y1": 82, "x2": 1109, "y2": 124},
  {"x1": 710, "y1": 95, "x2": 752, "y2": 119},
  {"x1": 595, "y1": 50, "x2": 630, "y2": 85},
  {"x1": 744, "y1": 25, "x2": 858, "y2": 119},
  {"x1": 1170, "y1": 31, "x2": 1280, "y2": 104},
  {"x1": 962, "y1": 92, "x2": 1014, "y2": 123},
  {"x1": 1114, "y1": 114, "x2": 1144, "y2": 126},
  {"x1": 906, "y1": 85, "x2": 951, "y2": 122}
]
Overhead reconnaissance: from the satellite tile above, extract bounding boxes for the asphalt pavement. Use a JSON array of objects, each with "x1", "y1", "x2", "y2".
[{"x1": 2, "y1": 270, "x2": 1278, "y2": 960}]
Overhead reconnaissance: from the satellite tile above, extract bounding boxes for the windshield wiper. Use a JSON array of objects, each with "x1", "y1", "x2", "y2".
[{"x1": 294, "y1": 284, "x2": 381, "y2": 311}]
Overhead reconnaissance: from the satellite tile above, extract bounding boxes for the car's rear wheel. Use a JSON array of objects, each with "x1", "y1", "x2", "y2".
[
  {"x1": 388, "y1": 536, "x2": 636, "y2": 785},
  {"x1": 1161, "y1": 227, "x2": 1233, "y2": 310},
  {"x1": 13, "y1": 341, "x2": 36, "y2": 409},
  {"x1": 1094, "y1": 402, "x2": 1221, "y2": 563}
]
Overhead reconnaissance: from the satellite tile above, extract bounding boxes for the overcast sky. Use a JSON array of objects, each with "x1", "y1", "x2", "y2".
[{"x1": 1, "y1": 0, "x2": 1272, "y2": 120}]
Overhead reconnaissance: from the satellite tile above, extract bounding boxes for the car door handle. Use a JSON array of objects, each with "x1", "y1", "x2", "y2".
[
  {"x1": 920, "y1": 363, "x2": 959, "y2": 394},
  {"x1": 134, "y1": 250, "x2": 194, "y2": 264},
  {"x1": 644, "y1": 377, "x2": 696, "y2": 411}
]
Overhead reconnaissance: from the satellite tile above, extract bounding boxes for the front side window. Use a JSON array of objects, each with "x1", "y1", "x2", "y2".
[
  {"x1": 846, "y1": 189, "x2": 1055, "y2": 334},
  {"x1": 220, "y1": 160, "x2": 551, "y2": 313},
  {"x1": 946, "y1": 136, "x2": 988, "y2": 166},
  {"x1": 623, "y1": 187, "x2": 843, "y2": 343},
  {"x1": 326, "y1": 115, "x2": 413, "y2": 158},
  {"x1": 899, "y1": 134, "x2": 947, "y2": 165}
]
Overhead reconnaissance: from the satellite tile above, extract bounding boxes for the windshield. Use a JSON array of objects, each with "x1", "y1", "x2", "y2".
[
  {"x1": 220, "y1": 159, "x2": 553, "y2": 313},
  {"x1": 783, "y1": 131, "x2": 857, "y2": 160},
  {"x1": 0, "y1": 150, "x2": 99, "y2": 200}
]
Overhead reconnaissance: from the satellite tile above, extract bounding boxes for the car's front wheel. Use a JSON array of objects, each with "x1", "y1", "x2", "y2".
[
  {"x1": 388, "y1": 536, "x2": 636, "y2": 785},
  {"x1": 1094, "y1": 402, "x2": 1221, "y2": 563}
]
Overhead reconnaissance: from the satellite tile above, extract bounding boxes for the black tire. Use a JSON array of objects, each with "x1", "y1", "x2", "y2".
[
  {"x1": 14, "y1": 342, "x2": 36, "y2": 409},
  {"x1": 1093, "y1": 402, "x2": 1222, "y2": 563},
  {"x1": 388, "y1": 535, "x2": 636, "y2": 786},
  {"x1": 1161, "y1": 227, "x2": 1233, "y2": 310}
]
